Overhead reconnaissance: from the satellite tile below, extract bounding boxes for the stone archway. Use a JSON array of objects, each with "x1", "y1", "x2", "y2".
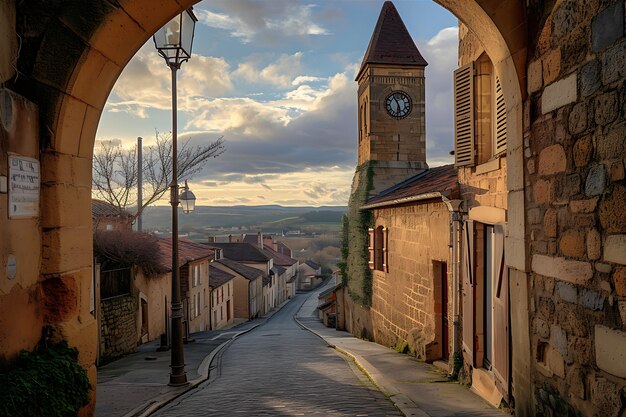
[{"x1": 2, "y1": 1, "x2": 529, "y2": 414}]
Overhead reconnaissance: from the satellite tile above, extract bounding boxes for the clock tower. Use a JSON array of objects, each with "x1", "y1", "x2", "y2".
[{"x1": 356, "y1": 1, "x2": 428, "y2": 195}]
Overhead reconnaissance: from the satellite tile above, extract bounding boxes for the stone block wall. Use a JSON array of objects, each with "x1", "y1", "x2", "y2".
[
  {"x1": 99, "y1": 295, "x2": 137, "y2": 364},
  {"x1": 525, "y1": 1, "x2": 626, "y2": 415},
  {"x1": 369, "y1": 202, "x2": 452, "y2": 361}
]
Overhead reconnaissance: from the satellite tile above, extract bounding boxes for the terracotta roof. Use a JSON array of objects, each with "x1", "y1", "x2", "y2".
[
  {"x1": 356, "y1": 1, "x2": 427, "y2": 80},
  {"x1": 363, "y1": 164, "x2": 459, "y2": 209},
  {"x1": 155, "y1": 237, "x2": 216, "y2": 270},
  {"x1": 207, "y1": 243, "x2": 270, "y2": 262},
  {"x1": 209, "y1": 265, "x2": 235, "y2": 289},
  {"x1": 263, "y1": 245, "x2": 298, "y2": 266},
  {"x1": 92, "y1": 199, "x2": 132, "y2": 218},
  {"x1": 214, "y1": 258, "x2": 263, "y2": 281}
]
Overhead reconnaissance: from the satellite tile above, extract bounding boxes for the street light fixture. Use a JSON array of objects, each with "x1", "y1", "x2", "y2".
[
  {"x1": 179, "y1": 180, "x2": 196, "y2": 214},
  {"x1": 153, "y1": 8, "x2": 197, "y2": 387}
]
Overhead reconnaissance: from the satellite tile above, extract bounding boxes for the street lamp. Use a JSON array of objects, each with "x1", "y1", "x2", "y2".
[
  {"x1": 179, "y1": 181, "x2": 196, "y2": 214},
  {"x1": 153, "y1": 8, "x2": 197, "y2": 387}
]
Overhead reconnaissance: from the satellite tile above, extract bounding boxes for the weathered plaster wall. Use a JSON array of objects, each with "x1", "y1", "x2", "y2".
[
  {"x1": 0, "y1": 90, "x2": 43, "y2": 364},
  {"x1": 370, "y1": 202, "x2": 452, "y2": 361},
  {"x1": 133, "y1": 270, "x2": 171, "y2": 343},
  {"x1": 525, "y1": 1, "x2": 626, "y2": 415},
  {"x1": 99, "y1": 295, "x2": 137, "y2": 363}
]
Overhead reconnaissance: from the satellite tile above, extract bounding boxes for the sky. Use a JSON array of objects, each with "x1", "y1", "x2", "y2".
[{"x1": 95, "y1": 0, "x2": 458, "y2": 207}]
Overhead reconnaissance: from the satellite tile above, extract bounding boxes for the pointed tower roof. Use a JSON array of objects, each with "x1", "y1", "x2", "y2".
[{"x1": 356, "y1": 1, "x2": 428, "y2": 80}]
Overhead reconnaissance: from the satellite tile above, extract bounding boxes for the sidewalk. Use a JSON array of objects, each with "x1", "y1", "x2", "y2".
[
  {"x1": 295, "y1": 287, "x2": 507, "y2": 417},
  {"x1": 95, "y1": 300, "x2": 290, "y2": 417}
]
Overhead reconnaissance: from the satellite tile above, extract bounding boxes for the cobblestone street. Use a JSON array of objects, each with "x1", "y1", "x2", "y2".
[{"x1": 154, "y1": 294, "x2": 402, "y2": 416}]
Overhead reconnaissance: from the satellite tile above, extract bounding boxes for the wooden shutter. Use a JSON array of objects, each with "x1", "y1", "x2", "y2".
[
  {"x1": 494, "y1": 76, "x2": 507, "y2": 156},
  {"x1": 374, "y1": 226, "x2": 384, "y2": 271},
  {"x1": 492, "y1": 224, "x2": 510, "y2": 401},
  {"x1": 461, "y1": 220, "x2": 475, "y2": 366},
  {"x1": 368, "y1": 228, "x2": 375, "y2": 270},
  {"x1": 383, "y1": 227, "x2": 389, "y2": 272},
  {"x1": 454, "y1": 62, "x2": 475, "y2": 167}
]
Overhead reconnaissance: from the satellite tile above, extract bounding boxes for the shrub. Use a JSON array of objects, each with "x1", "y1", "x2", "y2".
[{"x1": 0, "y1": 342, "x2": 90, "y2": 417}]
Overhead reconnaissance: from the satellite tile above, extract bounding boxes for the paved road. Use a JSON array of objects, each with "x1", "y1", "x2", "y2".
[{"x1": 154, "y1": 294, "x2": 402, "y2": 416}]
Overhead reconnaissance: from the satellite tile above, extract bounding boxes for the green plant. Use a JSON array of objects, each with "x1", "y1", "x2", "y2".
[
  {"x1": 340, "y1": 162, "x2": 375, "y2": 306},
  {"x1": 0, "y1": 341, "x2": 90, "y2": 417},
  {"x1": 451, "y1": 351, "x2": 463, "y2": 380}
]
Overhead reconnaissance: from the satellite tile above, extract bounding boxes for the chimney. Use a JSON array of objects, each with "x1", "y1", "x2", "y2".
[
  {"x1": 228, "y1": 234, "x2": 233, "y2": 243},
  {"x1": 208, "y1": 236, "x2": 215, "y2": 243},
  {"x1": 257, "y1": 231, "x2": 263, "y2": 249}
]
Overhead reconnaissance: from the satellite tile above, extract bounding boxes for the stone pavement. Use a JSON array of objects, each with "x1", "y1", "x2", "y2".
[
  {"x1": 153, "y1": 294, "x2": 402, "y2": 417},
  {"x1": 95, "y1": 302, "x2": 289, "y2": 417},
  {"x1": 295, "y1": 283, "x2": 507, "y2": 417}
]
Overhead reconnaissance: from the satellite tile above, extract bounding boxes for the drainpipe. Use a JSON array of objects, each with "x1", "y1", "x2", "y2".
[{"x1": 442, "y1": 198, "x2": 463, "y2": 359}]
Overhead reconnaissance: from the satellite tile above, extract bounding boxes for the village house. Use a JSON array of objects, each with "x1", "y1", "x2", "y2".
[
  {"x1": 208, "y1": 265, "x2": 235, "y2": 330},
  {"x1": 92, "y1": 199, "x2": 133, "y2": 232},
  {"x1": 211, "y1": 258, "x2": 263, "y2": 320},
  {"x1": 298, "y1": 260, "x2": 323, "y2": 291},
  {"x1": 262, "y1": 243, "x2": 298, "y2": 304},
  {"x1": 157, "y1": 238, "x2": 214, "y2": 335}
]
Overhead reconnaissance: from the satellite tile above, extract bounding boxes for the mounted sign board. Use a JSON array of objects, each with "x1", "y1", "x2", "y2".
[{"x1": 8, "y1": 154, "x2": 40, "y2": 219}]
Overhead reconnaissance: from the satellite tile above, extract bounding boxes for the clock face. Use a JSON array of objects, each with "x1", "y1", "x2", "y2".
[{"x1": 385, "y1": 91, "x2": 412, "y2": 119}]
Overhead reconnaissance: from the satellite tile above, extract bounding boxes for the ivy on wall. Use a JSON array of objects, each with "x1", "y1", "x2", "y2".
[
  {"x1": 0, "y1": 341, "x2": 90, "y2": 417},
  {"x1": 339, "y1": 161, "x2": 375, "y2": 306}
]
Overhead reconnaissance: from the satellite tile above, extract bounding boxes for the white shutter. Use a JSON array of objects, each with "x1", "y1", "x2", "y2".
[
  {"x1": 454, "y1": 62, "x2": 475, "y2": 167},
  {"x1": 494, "y1": 76, "x2": 507, "y2": 156}
]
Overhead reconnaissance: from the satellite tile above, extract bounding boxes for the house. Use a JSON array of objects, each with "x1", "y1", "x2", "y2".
[
  {"x1": 262, "y1": 243, "x2": 298, "y2": 305},
  {"x1": 208, "y1": 242, "x2": 272, "y2": 275},
  {"x1": 298, "y1": 260, "x2": 323, "y2": 290},
  {"x1": 360, "y1": 165, "x2": 460, "y2": 362},
  {"x1": 211, "y1": 258, "x2": 263, "y2": 320},
  {"x1": 318, "y1": 279, "x2": 341, "y2": 328},
  {"x1": 155, "y1": 238, "x2": 215, "y2": 335},
  {"x1": 95, "y1": 231, "x2": 172, "y2": 362},
  {"x1": 92, "y1": 199, "x2": 133, "y2": 232},
  {"x1": 208, "y1": 265, "x2": 235, "y2": 330}
]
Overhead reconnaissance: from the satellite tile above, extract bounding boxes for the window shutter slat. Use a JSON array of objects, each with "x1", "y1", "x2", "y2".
[
  {"x1": 494, "y1": 76, "x2": 507, "y2": 156},
  {"x1": 454, "y1": 62, "x2": 475, "y2": 167}
]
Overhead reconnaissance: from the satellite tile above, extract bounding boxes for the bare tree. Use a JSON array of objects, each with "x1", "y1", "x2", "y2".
[{"x1": 92, "y1": 131, "x2": 224, "y2": 221}]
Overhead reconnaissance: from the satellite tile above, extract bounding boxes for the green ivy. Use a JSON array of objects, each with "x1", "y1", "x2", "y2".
[
  {"x1": 0, "y1": 342, "x2": 91, "y2": 417},
  {"x1": 339, "y1": 161, "x2": 375, "y2": 306}
]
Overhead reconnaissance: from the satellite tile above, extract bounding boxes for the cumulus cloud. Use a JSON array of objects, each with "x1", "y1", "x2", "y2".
[
  {"x1": 107, "y1": 43, "x2": 233, "y2": 117},
  {"x1": 420, "y1": 26, "x2": 458, "y2": 166},
  {"x1": 195, "y1": 0, "x2": 330, "y2": 44}
]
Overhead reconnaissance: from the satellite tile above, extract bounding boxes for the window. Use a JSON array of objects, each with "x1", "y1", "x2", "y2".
[
  {"x1": 454, "y1": 53, "x2": 507, "y2": 167},
  {"x1": 368, "y1": 226, "x2": 389, "y2": 272},
  {"x1": 191, "y1": 265, "x2": 200, "y2": 288}
]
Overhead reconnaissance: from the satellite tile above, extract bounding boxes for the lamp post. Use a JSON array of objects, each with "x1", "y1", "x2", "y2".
[{"x1": 153, "y1": 8, "x2": 197, "y2": 386}]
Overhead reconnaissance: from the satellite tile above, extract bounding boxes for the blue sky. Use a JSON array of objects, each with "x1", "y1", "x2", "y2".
[{"x1": 96, "y1": 0, "x2": 458, "y2": 206}]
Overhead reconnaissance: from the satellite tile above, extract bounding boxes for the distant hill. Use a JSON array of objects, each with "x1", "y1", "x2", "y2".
[{"x1": 140, "y1": 205, "x2": 346, "y2": 234}]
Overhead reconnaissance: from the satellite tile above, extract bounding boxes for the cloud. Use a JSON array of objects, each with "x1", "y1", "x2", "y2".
[
  {"x1": 233, "y1": 52, "x2": 307, "y2": 88},
  {"x1": 420, "y1": 27, "x2": 458, "y2": 165},
  {"x1": 195, "y1": 0, "x2": 330, "y2": 44},
  {"x1": 106, "y1": 43, "x2": 233, "y2": 117}
]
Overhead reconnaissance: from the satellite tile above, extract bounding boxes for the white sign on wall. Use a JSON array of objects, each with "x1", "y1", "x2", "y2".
[{"x1": 8, "y1": 154, "x2": 40, "y2": 219}]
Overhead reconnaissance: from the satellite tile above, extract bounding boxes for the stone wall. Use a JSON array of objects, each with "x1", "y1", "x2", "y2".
[
  {"x1": 370, "y1": 201, "x2": 452, "y2": 361},
  {"x1": 99, "y1": 295, "x2": 137, "y2": 364},
  {"x1": 525, "y1": 1, "x2": 626, "y2": 415}
]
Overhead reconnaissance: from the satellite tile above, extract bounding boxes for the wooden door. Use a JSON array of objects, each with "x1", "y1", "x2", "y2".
[
  {"x1": 462, "y1": 220, "x2": 475, "y2": 366},
  {"x1": 442, "y1": 263, "x2": 449, "y2": 361},
  {"x1": 492, "y1": 224, "x2": 510, "y2": 401}
]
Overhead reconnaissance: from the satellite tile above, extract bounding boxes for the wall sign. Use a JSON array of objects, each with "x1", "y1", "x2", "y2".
[{"x1": 8, "y1": 154, "x2": 40, "y2": 219}]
